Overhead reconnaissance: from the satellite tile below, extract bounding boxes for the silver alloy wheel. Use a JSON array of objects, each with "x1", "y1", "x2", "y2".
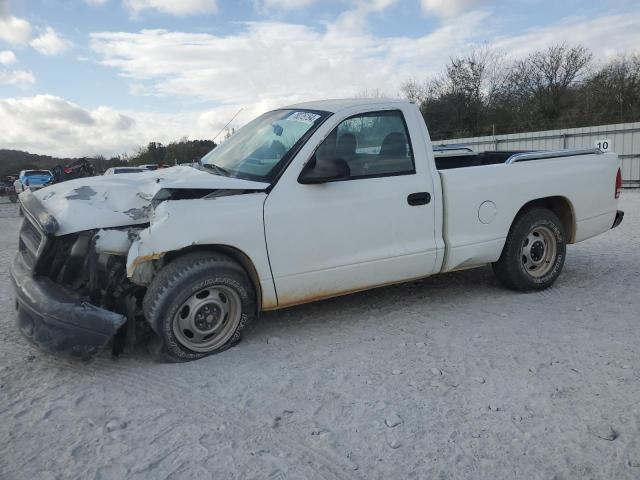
[
  {"x1": 520, "y1": 225, "x2": 557, "y2": 278},
  {"x1": 172, "y1": 285, "x2": 242, "y2": 352}
]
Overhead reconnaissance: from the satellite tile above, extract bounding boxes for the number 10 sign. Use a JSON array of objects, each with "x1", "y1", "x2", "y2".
[{"x1": 595, "y1": 139, "x2": 611, "y2": 152}]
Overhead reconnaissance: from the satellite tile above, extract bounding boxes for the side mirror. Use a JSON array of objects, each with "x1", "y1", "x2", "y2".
[{"x1": 298, "y1": 157, "x2": 350, "y2": 184}]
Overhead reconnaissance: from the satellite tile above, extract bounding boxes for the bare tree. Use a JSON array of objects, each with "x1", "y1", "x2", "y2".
[
  {"x1": 354, "y1": 88, "x2": 389, "y2": 99},
  {"x1": 584, "y1": 54, "x2": 640, "y2": 123},
  {"x1": 399, "y1": 43, "x2": 640, "y2": 139},
  {"x1": 428, "y1": 47, "x2": 508, "y2": 102},
  {"x1": 508, "y1": 44, "x2": 592, "y2": 121},
  {"x1": 400, "y1": 79, "x2": 429, "y2": 104},
  {"x1": 410, "y1": 46, "x2": 508, "y2": 138}
]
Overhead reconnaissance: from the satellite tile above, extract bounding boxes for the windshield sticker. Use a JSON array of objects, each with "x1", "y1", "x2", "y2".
[{"x1": 287, "y1": 111, "x2": 321, "y2": 125}]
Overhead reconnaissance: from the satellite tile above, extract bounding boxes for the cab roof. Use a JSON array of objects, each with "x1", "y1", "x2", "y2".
[{"x1": 285, "y1": 98, "x2": 413, "y2": 114}]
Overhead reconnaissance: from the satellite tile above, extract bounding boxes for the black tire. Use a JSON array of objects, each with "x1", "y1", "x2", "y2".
[
  {"x1": 492, "y1": 208, "x2": 566, "y2": 292},
  {"x1": 142, "y1": 251, "x2": 257, "y2": 362}
]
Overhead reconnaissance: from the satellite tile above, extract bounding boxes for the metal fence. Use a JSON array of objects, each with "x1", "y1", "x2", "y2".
[{"x1": 437, "y1": 121, "x2": 640, "y2": 187}]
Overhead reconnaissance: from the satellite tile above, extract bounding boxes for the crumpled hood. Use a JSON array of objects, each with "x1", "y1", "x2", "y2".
[{"x1": 31, "y1": 165, "x2": 268, "y2": 235}]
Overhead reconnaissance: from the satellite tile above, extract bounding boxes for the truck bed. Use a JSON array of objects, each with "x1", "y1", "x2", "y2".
[
  {"x1": 436, "y1": 150, "x2": 620, "y2": 273},
  {"x1": 434, "y1": 151, "x2": 523, "y2": 170},
  {"x1": 433, "y1": 147, "x2": 606, "y2": 171}
]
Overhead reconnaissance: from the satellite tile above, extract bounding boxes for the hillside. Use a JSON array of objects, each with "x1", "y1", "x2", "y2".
[
  {"x1": 0, "y1": 150, "x2": 68, "y2": 178},
  {"x1": 0, "y1": 138, "x2": 217, "y2": 178}
]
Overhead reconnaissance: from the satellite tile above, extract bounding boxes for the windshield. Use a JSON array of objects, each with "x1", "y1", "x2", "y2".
[
  {"x1": 200, "y1": 109, "x2": 329, "y2": 182},
  {"x1": 26, "y1": 171, "x2": 51, "y2": 176}
]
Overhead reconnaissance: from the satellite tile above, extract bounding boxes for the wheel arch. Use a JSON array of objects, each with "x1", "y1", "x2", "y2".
[
  {"x1": 512, "y1": 196, "x2": 576, "y2": 244},
  {"x1": 163, "y1": 244, "x2": 263, "y2": 313}
]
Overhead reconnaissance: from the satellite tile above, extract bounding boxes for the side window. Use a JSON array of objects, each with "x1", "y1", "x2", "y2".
[{"x1": 315, "y1": 110, "x2": 415, "y2": 179}]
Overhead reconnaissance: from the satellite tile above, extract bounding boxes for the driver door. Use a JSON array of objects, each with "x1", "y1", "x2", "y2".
[{"x1": 264, "y1": 106, "x2": 439, "y2": 307}]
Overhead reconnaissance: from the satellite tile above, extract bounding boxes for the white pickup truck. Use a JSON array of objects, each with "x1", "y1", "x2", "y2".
[{"x1": 11, "y1": 99, "x2": 624, "y2": 361}]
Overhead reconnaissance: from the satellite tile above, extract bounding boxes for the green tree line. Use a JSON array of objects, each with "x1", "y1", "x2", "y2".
[
  {"x1": 127, "y1": 139, "x2": 217, "y2": 167},
  {"x1": 0, "y1": 139, "x2": 217, "y2": 178}
]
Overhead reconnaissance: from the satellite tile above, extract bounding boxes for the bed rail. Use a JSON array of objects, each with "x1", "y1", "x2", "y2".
[
  {"x1": 433, "y1": 144, "x2": 474, "y2": 153},
  {"x1": 505, "y1": 148, "x2": 603, "y2": 165}
]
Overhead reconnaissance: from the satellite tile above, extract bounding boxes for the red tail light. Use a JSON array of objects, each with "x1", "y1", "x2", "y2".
[{"x1": 615, "y1": 168, "x2": 622, "y2": 199}]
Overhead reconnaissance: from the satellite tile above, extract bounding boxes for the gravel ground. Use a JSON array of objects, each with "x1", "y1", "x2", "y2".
[{"x1": 1, "y1": 192, "x2": 639, "y2": 480}]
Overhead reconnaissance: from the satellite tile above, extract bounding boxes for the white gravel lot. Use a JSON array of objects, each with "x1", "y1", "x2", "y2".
[{"x1": 1, "y1": 192, "x2": 639, "y2": 480}]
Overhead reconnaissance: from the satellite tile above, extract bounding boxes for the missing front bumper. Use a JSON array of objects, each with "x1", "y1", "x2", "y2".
[{"x1": 10, "y1": 254, "x2": 126, "y2": 360}]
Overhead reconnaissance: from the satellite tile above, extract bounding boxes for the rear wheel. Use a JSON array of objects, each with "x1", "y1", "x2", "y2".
[
  {"x1": 143, "y1": 251, "x2": 256, "y2": 362},
  {"x1": 492, "y1": 208, "x2": 566, "y2": 291}
]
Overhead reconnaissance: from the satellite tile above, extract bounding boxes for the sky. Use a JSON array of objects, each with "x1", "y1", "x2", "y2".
[{"x1": 0, "y1": 0, "x2": 639, "y2": 157}]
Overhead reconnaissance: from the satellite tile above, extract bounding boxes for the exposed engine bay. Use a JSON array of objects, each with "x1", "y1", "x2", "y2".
[{"x1": 33, "y1": 226, "x2": 149, "y2": 355}]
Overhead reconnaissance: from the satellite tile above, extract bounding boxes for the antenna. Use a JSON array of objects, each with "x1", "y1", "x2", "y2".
[{"x1": 211, "y1": 108, "x2": 243, "y2": 143}]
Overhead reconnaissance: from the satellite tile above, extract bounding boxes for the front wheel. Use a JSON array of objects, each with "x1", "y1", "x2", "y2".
[
  {"x1": 143, "y1": 251, "x2": 257, "y2": 362},
  {"x1": 492, "y1": 208, "x2": 566, "y2": 291}
]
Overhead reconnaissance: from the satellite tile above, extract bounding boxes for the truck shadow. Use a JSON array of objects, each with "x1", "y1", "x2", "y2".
[
  {"x1": 243, "y1": 265, "x2": 504, "y2": 342},
  {"x1": 113, "y1": 265, "x2": 505, "y2": 364},
  {"x1": 21, "y1": 264, "x2": 505, "y2": 370},
  {"x1": 76, "y1": 243, "x2": 630, "y2": 367}
]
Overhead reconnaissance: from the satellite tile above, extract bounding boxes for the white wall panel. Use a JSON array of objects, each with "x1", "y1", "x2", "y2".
[{"x1": 439, "y1": 122, "x2": 640, "y2": 186}]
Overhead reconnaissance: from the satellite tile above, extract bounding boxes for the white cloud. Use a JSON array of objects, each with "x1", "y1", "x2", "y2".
[
  {"x1": 0, "y1": 47, "x2": 33, "y2": 87},
  {"x1": 421, "y1": 0, "x2": 486, "y2": 17},
  {"x1": 0, "y1": 95, "x2": 141, "y2": 156},
  {"x1": 29, "y1": 27, "x2": 71, "y2": 55},
  {"x1": 124, "y1": 0, "x2": 218, "y2": 16},
  {"x1": 0, "y1": 94, "x2": 242, "y2": 157},
  {"x1": 91, "y1": 11, "x2": 486, "y2": 108},
  {"x1": 492, "y1": 13, "x2": 640, "y2": 61},
  {"x1": 0, "y1": 15, "x2": 32, "y2": 45},
  {"x1": 84, "y1": 0, "x2": 109, "y2": 4},
  {"x1": 0, "y1": 50, "x2": 17, "y2": 65},
  {"x1": 0, "y1": 39, "x2": 33, "y2": 86},
  {"x1": 331, "y1": 0, "x2": 399, "y2": 33},
  {"x1": 91, "y1": 10, "x2": 640, "y2": 104},
  {"x1": 0, "y1": 69, "x2": 35, "y2": 86}
]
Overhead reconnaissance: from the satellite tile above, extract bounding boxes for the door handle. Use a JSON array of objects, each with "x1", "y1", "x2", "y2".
[{"x1": 407, "y1": 192, "x2": 431, "y2": 206}]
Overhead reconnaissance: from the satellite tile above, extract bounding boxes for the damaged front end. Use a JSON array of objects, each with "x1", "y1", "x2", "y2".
[
  {"x1": 10, "y1": 191, "x2": 146, "y2": 359},
  {"x1": 10, "y1": 166, "x2": 270, "y2": 359}
]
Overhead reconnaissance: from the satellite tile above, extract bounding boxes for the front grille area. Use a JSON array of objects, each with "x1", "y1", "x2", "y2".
[{"x1": 19, "y1": 215, "x2": 46, "y2": 270}]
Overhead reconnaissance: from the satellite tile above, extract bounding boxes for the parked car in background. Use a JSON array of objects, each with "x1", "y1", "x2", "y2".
[
  {"x1": 104, "y1": 167, "x2": 146, "y2": 175},
  {"x1": 0, "y1": 179, "x2": 18, "y2": 203},
  {"x1": 13, "y1": 170, "x2": 53, "y2": 193},
  {"x1": 140, "y1": 164, "x2": 169, "y2": 171},
  {"x1": 10, "y1": 99, "x2": 624, "y2": 362},
  {"x1": 51, "y1": 158, "x2": 96, "y2": 183}
]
